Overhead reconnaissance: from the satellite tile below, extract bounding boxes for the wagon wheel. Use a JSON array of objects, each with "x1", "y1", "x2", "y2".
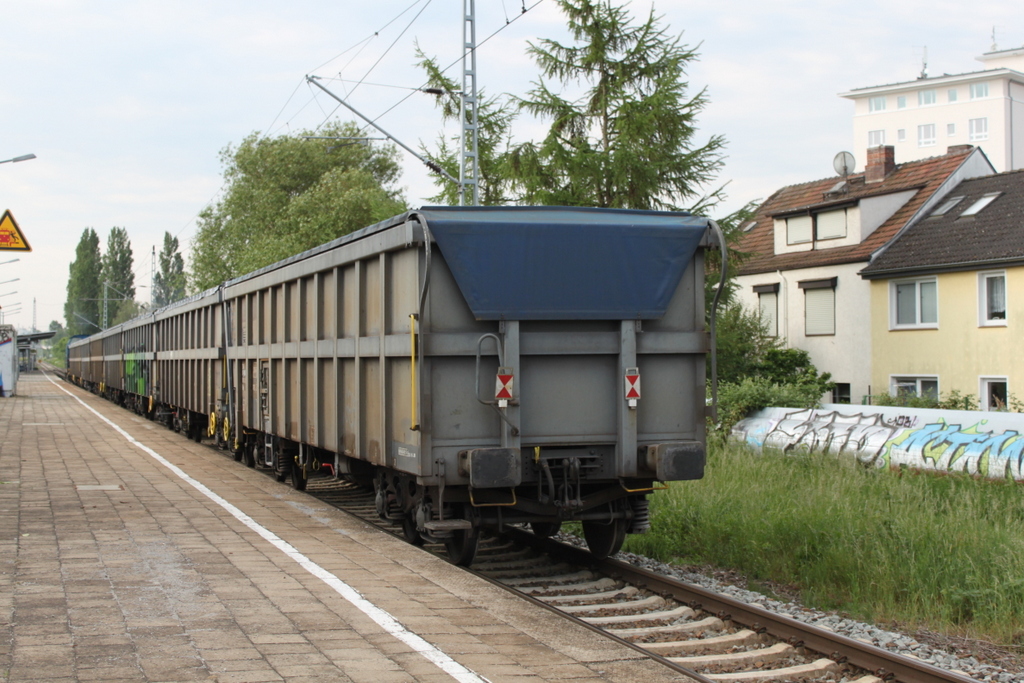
[
  {"x1": 273, "y1": 443, "x2": 289, "y2": 482},
  {"x1": 402, "y1": 514, "x2": 424, "y2": 547},
  {"x1": 582, "y1": 518, "x2": 628, "y2": 559},
  {"x1": 242, "y1": 438, "x2": 257, "y2": 468},
  {"x1": 443, "y1": 505, "x2": 479, "y2": 566},
  {"x1": 530, "y1": 521, "x2": 562, "y2": 538},
  {"x1": 232, "y1": 432, "x2": 244, "y2": 462},
  {"x1": 290, "y1": 456, "x2": 308, "y2": 491}
]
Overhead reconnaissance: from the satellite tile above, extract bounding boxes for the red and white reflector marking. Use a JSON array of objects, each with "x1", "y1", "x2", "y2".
[
  {"x1": 625, "y1": 368, "x2": 640, "y2": 408},
  {"x1": 495, "y1": 367, "x2": 513, "y2": 407}
]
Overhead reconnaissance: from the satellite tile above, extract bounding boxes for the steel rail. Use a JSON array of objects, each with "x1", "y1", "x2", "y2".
[{"x1": 506, "y1": 528, "x2": 979, "y2": 683}]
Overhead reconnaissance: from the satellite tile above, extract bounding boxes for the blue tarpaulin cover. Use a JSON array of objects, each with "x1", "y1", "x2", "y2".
[{"x1": 418, "y1": 206, "x2": 708, "y2": 320}]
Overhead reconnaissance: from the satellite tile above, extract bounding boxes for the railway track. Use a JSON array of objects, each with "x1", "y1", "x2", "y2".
[
  {"x1": 40, "y1": 372, "x2": 984, "y2": 683},
  {"x1": 296, "y1": 476, "x2": 981, "y2": 683}
]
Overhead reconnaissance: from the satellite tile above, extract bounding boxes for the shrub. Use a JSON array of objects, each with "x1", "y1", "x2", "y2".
[{"x1": 715, "y1": 377, "x2": 829, "y2": 433}]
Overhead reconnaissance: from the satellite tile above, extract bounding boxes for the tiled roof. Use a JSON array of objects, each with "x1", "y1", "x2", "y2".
[
  {"x1": 735, "y1": 149, "x2": 973, "y2": 276},
  {"x1": 861, "y1": 168, "x2": 1024, "y2": 277}
]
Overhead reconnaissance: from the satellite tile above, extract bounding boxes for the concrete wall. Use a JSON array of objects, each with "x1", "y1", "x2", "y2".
[{"x1": 733, "y1": 404, "x2": 1024, "y2": 481}]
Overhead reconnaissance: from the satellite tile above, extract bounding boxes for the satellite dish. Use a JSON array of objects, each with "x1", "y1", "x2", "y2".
[{"x1": 834, "y1": 151, "x2": 856, "y2": 177}]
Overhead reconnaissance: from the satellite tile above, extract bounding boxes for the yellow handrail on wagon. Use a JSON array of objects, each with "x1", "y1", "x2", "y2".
[{"x1": 409, "y1": 314, "x2": 419, "y2": 431}]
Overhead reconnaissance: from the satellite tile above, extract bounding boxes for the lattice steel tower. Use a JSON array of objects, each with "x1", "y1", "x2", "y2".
[{"x1": 460, "y1": 0, "x2": 479, "y2": 206}]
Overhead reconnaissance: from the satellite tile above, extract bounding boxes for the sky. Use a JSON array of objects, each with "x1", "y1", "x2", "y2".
[{"x1": 1, "y1": 0, "x2": 1020, "y2": 332}]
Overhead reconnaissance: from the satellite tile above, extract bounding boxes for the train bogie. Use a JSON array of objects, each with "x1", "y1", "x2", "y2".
[{"x1": 67, "y1": 206, "x2": 715, "y2": 564}]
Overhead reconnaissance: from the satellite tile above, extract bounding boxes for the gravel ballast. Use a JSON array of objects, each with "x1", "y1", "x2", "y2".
[{"x1": 554, "y1": 533, "x2": 1023, "y2": 682}]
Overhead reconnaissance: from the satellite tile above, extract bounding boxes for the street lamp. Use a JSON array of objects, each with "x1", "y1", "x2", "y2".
[
  {"x1": 0, "y1": 153, "x2": 36, "y2": 165},
  {"x1": 0, "y1": 279, "x2": 18, "y2": 286},
  {"x1": 0, "y1": 258, "x2": 19, "y2": 267},
  {"x1": 0, "y1": 291, "x2": 18, "y2": 298}
]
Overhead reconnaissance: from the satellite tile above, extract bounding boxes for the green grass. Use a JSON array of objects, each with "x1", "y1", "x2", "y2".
[{"x1": 624, "y1": 440, "x2": 1024, "y2": 646}]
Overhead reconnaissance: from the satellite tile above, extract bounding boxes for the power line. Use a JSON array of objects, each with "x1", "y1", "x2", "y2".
[
  {"x1": 308, "y1": 0, "x2": 430, "y2": 75},
  {"x1": 320, "y1": 0, "x2": 545, "y2": 140},
  {"x1": 346, "y1": 0, "x2": 434, "y2": 99}
]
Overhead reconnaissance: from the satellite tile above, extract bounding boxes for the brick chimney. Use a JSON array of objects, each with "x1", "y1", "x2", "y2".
[
  {"x1": 947, "y1": 144, "x2": 974, "y2": 155},
  {"x1": 866, "y1": 145, "x2": 896, "y2": 183}
]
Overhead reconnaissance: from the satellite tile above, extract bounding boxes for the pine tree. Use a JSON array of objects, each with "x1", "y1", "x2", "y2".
[
  {"x1": 153, "y1": 232, "x2": 186, "y2": 307},
  {"x1": 506, "y1": 0, "x2": 725, "y2": 211},
  {"x1": 417, "y1": 47, "x2": 516, "y2": 206},
  {"x1": 64, "y1": 228, "x2": 103, "y2": 335},
  {"x1": 102, "y1": 227, "x2": 135, "y2": 326}
]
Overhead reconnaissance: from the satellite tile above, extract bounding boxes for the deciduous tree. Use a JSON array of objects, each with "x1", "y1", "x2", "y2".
[
  {"x1": 101, "y1": 226, "x2": 135, "y2": 326},
  {"x1": 64, "y1": 228, "x2": 103, "y2": 335},
  {"x1": 190, "y1": 121, "x2": 407, "y2": 291},
  {"x1": 154, "y1": 232, "x2": 186, "y2": 306}
]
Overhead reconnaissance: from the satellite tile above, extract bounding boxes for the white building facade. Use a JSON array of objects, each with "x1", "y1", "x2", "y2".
[{"x1": 841, "y1": 47, "x2": 1024, "y2": 172}]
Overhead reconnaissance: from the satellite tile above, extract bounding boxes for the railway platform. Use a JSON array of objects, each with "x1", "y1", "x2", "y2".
[{"x1": 0, "y1": 372, "x2": 688, "y2": 683}]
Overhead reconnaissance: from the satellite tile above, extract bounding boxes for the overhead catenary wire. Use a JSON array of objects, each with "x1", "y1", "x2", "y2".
[
  {"x1": 265, "y1": 0, "x2": 433, "y2": 143},
  {"x1": 169, "y1": 0, "x2": 547, "y2": 280},
  {"x1": 308, "y1": 0, "x2": 545, "y2": 147}
]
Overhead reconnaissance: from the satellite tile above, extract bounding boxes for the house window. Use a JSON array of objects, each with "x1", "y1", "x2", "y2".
[
  {"x1": 786, "y1": 215, "x2": 812, "y2": 245},
  {"x1": 892, "y1": 376, "x2": 939, "y2": 400},
  {"x1": 918, "y1": 124, "x2": 936, "y2": 147},
  {"x1": 947, "y1": 123, "x2": 956, "y2": 136},
  {"x1": 979, "y1": 272, "x2": 1007, "y2": 325},
  {"x1": 868, "y1": 130, "x2": 885, "y2": 147},
  {"x1": 897, "y1": 95, "x2": 907, "y2": 109},
  {"x1": 799, "y1": 278, "x2": 837, "y2": 336},
  {"x1": 754, "y1": 284, "x2": 780, "y2": 337},
  {"x1": 969, "y1": 117, "x2": 988, "y2": 141},
  {"x1": 918, "y1": 90, "x2": 936, "y2": 106},
  {"x1": 931, "y1": 196, "x2": 964, "y2": 216},
  {"x1": 970, "y1": 82, "x2": 989, "y2": 99},
  {"x1": 868, "y1": 96, "x2": 886, "y2": 112},
  {"x1": 833, "y1": 383, "x2": 852, "y2": 404},
  {"x1": 816, "y1": 208, "x2": 847, "y2": 240},
  {"x1": 961, "y1": 192, "x2": 1001, "y2": 217},
  {"x1": 947, "y1": 88, "x2": 958, "y2": 102},
  {"x1": 981, "y1": 377, "x2": 1009, "y2": 411},
  {"x1": 892, "y1": 278, "x2": 937, "y2": 328},
  {"x1": 897, "y1": 129, "x2": 907, "y2": 142}
]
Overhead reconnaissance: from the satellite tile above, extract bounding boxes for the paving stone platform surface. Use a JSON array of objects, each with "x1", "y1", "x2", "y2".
[{"x1": 0, "y1": 373, "x2": 689, "y2": 683}]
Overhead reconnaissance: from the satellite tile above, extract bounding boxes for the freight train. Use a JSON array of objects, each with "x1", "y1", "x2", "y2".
[{"x1": 67, "y1": 206, "x2": 720, "y2": 565}]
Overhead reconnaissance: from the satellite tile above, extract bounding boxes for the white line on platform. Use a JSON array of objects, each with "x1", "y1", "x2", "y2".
[{"x1": 44, "y1": 373, "x2": 491, "y2": 683}]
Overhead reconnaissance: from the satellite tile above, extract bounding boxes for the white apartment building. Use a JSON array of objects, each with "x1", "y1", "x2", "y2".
[{"x1": 840, "y1": 46, "x2": 1024, "y2": 172}]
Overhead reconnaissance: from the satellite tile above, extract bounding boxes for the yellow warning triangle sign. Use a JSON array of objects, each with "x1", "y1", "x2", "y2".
[{"x1": 0, "y1": 210, "x2": 30, "y2": 251}]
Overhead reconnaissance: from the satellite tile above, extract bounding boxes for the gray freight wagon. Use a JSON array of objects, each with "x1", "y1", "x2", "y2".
[{"x1": 67, "y1": 206, "x2": 716, "y2": 565}]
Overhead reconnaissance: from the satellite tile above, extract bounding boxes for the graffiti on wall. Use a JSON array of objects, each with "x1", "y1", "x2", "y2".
[{"x1": 732, "y1": 407, "x2": 1024, "y2": 481}]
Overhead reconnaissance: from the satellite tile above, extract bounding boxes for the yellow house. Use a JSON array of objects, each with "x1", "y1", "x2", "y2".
[{"x1": 862, "y1": 168, "x2": 1024, "y2": 409}]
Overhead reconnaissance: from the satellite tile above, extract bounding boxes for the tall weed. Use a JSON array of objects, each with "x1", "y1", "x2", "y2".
[{"x1": 626, "y1": 442, "x2": 1024, "y2": 644}]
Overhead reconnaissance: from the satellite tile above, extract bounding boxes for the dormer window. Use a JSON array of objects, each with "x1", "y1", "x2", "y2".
[
  {"x1": 930, "y1": 196, "x2": 964, "y2": 217},
  {"x1": 960, "y1": 192, "x2": 1001, "y2": 217},
  {"x1": 786, "y1": 215, "x2": 812, "y2": 244},
  {"x1": 784, "y1": 208, "x2": 850, "y2": 245},
  {"x1": 816, "y1": 208, "x2": 848, "y2": 240}
]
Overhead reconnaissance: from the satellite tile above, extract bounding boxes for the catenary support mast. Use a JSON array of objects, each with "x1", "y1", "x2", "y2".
[{"x1": 460, "y1": 0, "x2": 479, "y2": 206}]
